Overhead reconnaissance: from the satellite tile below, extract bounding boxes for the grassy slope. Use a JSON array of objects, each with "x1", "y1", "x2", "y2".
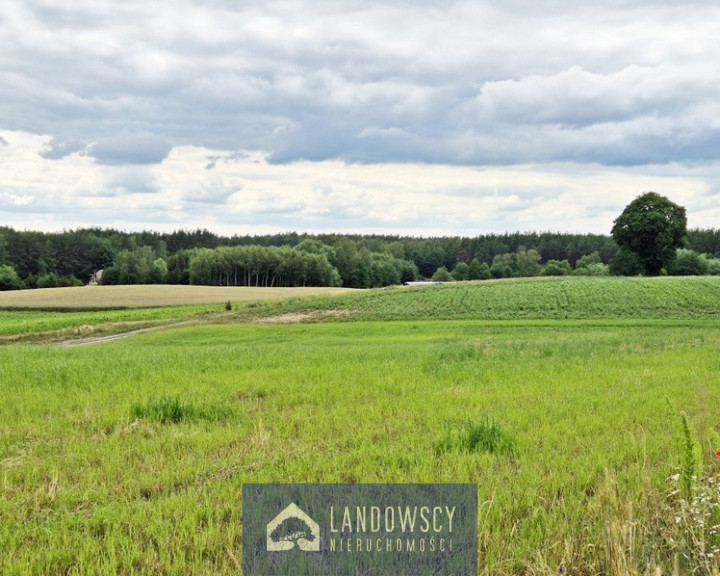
[
  {"x1": 236, "y1": 276, "x2": 720, "y2": 322},
  {"x1": 2, "y1": 275, "x2": 720, "y2": 343},
  {"x1": 2, "y1": 277, "x2": 720, "y2": 336}
]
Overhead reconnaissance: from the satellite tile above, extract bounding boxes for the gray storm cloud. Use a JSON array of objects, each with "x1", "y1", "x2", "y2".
[{"x1": 1, "y1": 0, "x2": 718, "y2": 167}]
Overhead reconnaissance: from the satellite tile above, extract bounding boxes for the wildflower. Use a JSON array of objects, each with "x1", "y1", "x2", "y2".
[{"x1": 715, "y1": 448, "x2": 720, "y2": 458}]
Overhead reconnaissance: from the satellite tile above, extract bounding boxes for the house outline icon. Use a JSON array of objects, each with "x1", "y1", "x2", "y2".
[{"x1": 266, "y1": 503, "x2": 320, "y2": 552}]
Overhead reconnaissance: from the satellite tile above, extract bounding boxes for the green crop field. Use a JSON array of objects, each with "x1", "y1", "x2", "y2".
[{"x1": 2, "y1": 277, "x2": 720, "y2": 575}]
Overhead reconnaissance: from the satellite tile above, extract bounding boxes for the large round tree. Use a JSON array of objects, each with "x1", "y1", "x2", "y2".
[{"x1": 611, "y1": 192, "x2": 687, "y2": 275}]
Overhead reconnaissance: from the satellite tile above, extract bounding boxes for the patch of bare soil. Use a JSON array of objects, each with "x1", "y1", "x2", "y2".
[{"x1": 253, "y1": 309, "x2": 356, "y2": 324}]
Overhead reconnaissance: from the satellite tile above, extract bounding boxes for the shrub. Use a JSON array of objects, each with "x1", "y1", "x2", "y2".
[
  {"x1": 700, "y1": 254, "x2": 720, "y2": 275},
  {"x1": 36, "y1": 273, "x2": 83, "y2": 288},
  {"x1": 450, "y1": 262, "x2": 469, "y2": 281},
  {"x1": 542, "y1": 259, "x2": 572, "y2": 276},
  {"x1": 431, "y1": 266, "x2": 452, "y2": 282},
  {"x1": 667, "y1": 249, "x2": 705, "y2": 276},
  {"x1": 572, "y1": 263, "x2": 610, "y2": 276},
  {"x1": 0, "y1": 265, "x2": 24, "y2": 291}
]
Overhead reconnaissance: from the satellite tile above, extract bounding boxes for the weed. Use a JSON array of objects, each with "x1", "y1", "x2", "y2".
[
  {"x1": 437, "y1": 416, "x2": 516, "y2": 455},
  {"x1": 645, "y1": 469, "x2": 720, "y2": 574},
  {"x1": 642, "y1": 414, "x2": 720, "y2": 575},
  {"x1": 130, "y1": 395, "x2": 235, "y2": 424},
  {"x1": 679, "y1": 412, "x2": 701, "y2": 500}
]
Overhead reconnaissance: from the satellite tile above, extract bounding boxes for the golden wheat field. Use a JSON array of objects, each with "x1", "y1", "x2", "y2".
[{"x1": 0, "y1": 284, "x2": 354, "y2": 309}]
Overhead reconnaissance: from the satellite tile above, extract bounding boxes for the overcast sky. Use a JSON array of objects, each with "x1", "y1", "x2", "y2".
[{"x1": 1, "y1": 0, "x2": 719, "y2": 237}]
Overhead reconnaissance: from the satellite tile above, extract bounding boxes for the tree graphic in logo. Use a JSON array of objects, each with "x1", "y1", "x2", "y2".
[
  {"x1": 270, "y1": 516, "x2": 316, "y2": 549},
  {"x1": 266, "y1": 503, "x2": 320, "y2": 552}
]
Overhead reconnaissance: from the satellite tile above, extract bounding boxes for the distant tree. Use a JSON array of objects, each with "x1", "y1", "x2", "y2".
[
  {"x1": 611, "y1": 192, "x2": 687, "y2": 275},
  {"x1": 609, "y1": 248, "x2": 643, "y2": 276},
  {"x1": 575, "y1": 252, "x2": 603, "y2": 269},
  {"x1": 490, "y1": 254, "x2": 516, "y2": 278},
  {"x1": 686, "y1": 228, "x2": 720, "y2": 257},
  {"x1": 467, "y1": 259, "x2": 491, "y2": 280},
  {"x1": 573, "y1": 251, "x2": 610, "y2": 276},
  {"x1": 394, "y1": 258, "x2": 419, "y2": 283},
  {"x1": 667, "y1": 249, "x2": 705, "y2": 276},
  {"x1": 296, "y1": 238, "x2": 337, "y2": 263},
  {"x1": 0, "y1": 265, "x2": 24, "y2": 290},
  {"x1": 50, "y1": 231, "x2": 114, "y2": 281},
  {"x1": 467, "y1": 258, "x2": 481, "y2": 280},
  {"x1": 152, "y1": 258, "x2": 168, "y2": 283},
  {"x1": 36, "y1": 273, "x2": 82, "y2": 288},
  {"x1": 451, "y1": 262, "x2": 470, "y2": 281},
  {"x1": 4, "y1": 230, "x2": 54, "y2": 279},
  {"x1": 431, "y1": 266, "x2": 452, "y2": 282},
  {"x1": 270, "y1": 517, "x2": 316, "y2": 550},
  {"x1": 368, "y1": 253, "x2": 401, "y2": 287},
  {"x1": 404, "y1": 239, "x2": 449, "y2": 278},
  {"x1": 102, "y1": 246, "x2": 166, "y2": 285},
  {"x1": 699, "y1": 253, "x2": 720, "y2": 275},
  {"x1": 386, "y1": 241, "x2": 406, "y2": 259},
  {"x1": 0, "y1": 231, "x2": 8, "y2": 265},
  {"x1": 541, "y1": 259, "x2": 572, "y2": 276},
  {"x1": 572, "y1": 263, "x2": 610, "y2": 276},
  {"x1": 489, "y1": 248, "x2": 542, "y2": 278},
  {"x1": 166, "y1": 249, "x2": 193, "y2": 284},
  {"x1": 516, "y1": 248, "x2": 542, "y2": 277}
]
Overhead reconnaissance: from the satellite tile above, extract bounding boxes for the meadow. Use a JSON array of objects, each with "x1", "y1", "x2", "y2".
[{"x1": 1, "y1": 277, "x2": 720, "y2": 575}]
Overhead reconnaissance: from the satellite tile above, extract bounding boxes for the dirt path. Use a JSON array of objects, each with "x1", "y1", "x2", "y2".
[
  {"x1": 6, "y1": 308, "x2": 355, "y2": 347},
  {"x1": 54, "y1": 320, "x2": 199, "y2": 347}
]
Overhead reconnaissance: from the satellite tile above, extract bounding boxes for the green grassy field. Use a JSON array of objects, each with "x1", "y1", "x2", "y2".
[
  {"x1": 2, "y1": 278, "x2": 720, "y2": 575},
  {"x1": 236, "y1": 275, "x2": 720, "y2": 321}
]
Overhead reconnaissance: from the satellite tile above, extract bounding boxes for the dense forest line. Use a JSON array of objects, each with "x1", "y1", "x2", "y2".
[{"x1": 2, "y1": 226, "x2": 720, "y2": 290}]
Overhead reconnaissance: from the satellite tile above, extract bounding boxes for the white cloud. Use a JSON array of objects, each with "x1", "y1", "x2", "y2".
[{"x1": 6, "y1": 139, "x2": 716, "y2": 236}]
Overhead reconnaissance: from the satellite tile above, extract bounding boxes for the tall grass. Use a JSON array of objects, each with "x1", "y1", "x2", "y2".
[
  {"x1": 2, "y1": 319, "x2": 720, "y2": 574},
  {"x1": 130, "y1": 395, "x2": 236, "y2": 424},
  {"x1": 436, "y1": 416, "x2": 517, "y2": 456}
]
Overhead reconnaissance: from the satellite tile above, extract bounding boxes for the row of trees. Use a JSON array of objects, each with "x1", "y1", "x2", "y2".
[
  {"x1": 431, "y1": 249, "x2": 612, "y2": 281},
  {"x1": 0, "y1": 194, "x2": 717, "y2": 290},
  {"x1": 432, "y1": 247, "x2": 720, "y2": 281},
  {"x1": 99, "y1": 241, "x2": 420, "y2": 289}
]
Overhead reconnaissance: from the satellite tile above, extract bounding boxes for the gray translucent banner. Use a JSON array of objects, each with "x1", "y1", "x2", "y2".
[{"x1": 242, "y1": 483, "x2": 478, "y2": 576}]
